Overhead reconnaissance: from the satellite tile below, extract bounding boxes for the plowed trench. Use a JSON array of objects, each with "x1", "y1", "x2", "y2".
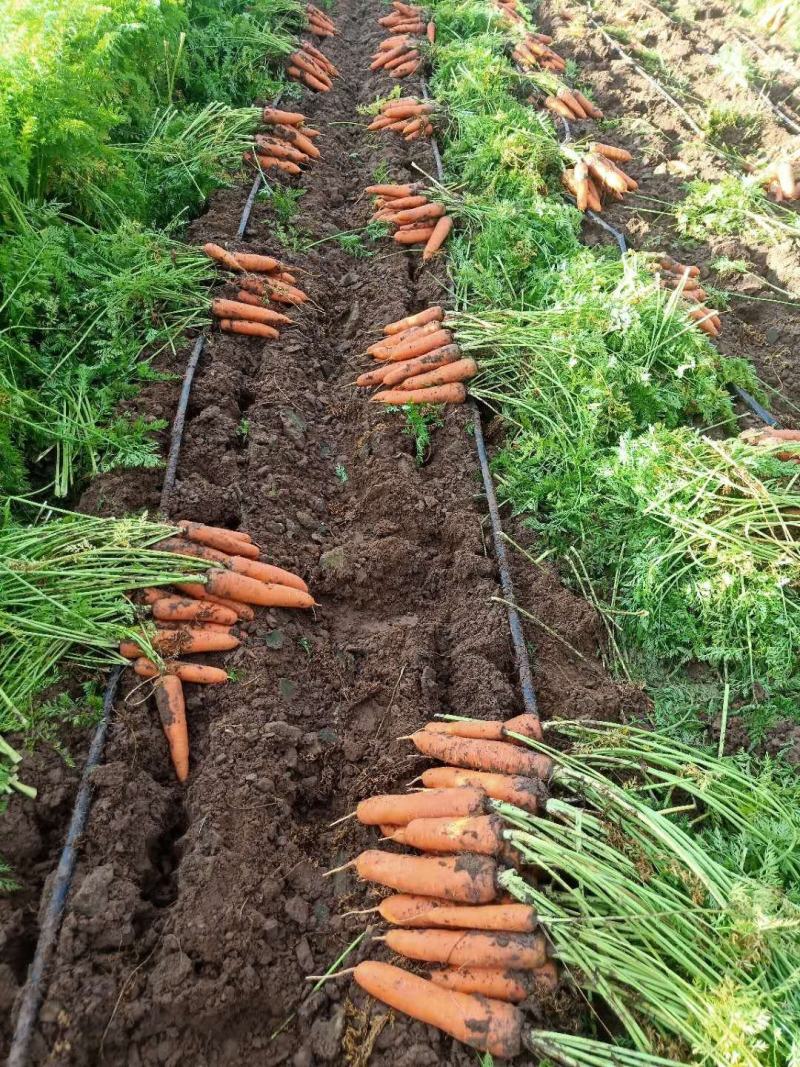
[{"x1": 20, "y1": 1, "x2": 530, "y2": 1063}]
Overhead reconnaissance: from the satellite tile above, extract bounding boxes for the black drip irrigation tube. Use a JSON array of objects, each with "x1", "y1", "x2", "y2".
[{"x1": 7, "y1": 90, "x2": 284, "y2": 1066}]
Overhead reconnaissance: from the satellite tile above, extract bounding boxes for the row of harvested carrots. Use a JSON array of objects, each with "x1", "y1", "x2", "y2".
[
  {"x1": 367, "y1": 96, "x2": 436, "y2": 141},
  {"x1": 334, "y1": 712, "x2": 554, "y2": 1059},
  {"x1": 306, "y1": 3, "x2": 337, "y2": 38},
  {"x1": 560, "y1": 142, "x2": 638, "y2": 212},
  {"x1": 367, "y1": 182, "x2": 452, "y2": 258},
  {"x1": 650, "y1": 256, "x2": 723, "y2": 338},
  {"x1": 246, "y1": 106, "x2": 321, "y2": 177},
  {"x1": 371, "y1": 0, "x2": 435, "y2": 79},
  {"x1": 203, "y1": 241, "x2": 308, "y2": 339},
  {"x1": 355, "y1": 305, "x2": 476, "y2": 406},
  {"x1": 287, "y1": 37, "x2": 340, "y2": 93},
  {"x1": 128, "y1": 521, "x2": 314, "y2": 782}
]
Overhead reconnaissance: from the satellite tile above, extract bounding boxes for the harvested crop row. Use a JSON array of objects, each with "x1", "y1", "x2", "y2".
[
  {"x1": 367, "y1": 95, "x2": 437, "y2": 141},
  {"x1": 366, "y1": 184, "x2": 453, "y2": 257}
]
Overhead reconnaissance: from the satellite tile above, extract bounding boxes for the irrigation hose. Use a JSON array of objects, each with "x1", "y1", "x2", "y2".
[{"x1": 160, "y1": 334, "x2": 205, "y2": 513}]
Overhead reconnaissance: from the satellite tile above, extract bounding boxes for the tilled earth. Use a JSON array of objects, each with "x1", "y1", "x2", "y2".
[{"x1": 4, "y1": 0, "x2": 791, "y2": 1063}]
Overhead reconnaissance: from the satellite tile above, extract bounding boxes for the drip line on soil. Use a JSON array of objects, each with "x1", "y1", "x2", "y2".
[
  {"x1": 237, "y1": 92, "x2": 284, "y2": 238},
  {"x1": 9, "y1": 89, "x2": 286, "y2": 1061},
  {"x1": 8, "y1": 667, "x2": 123, "y2": 1067}
]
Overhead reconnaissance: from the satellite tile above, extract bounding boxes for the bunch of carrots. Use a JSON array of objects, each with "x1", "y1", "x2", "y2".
[
  {"x1": 367, "y1": 97, "x2": 436, "y2": 141},
  {"x1": 650, "y1": 256, "x2": 722, "y2": 338},
  {"x1": 124, "y1": 522, "x2": 314, "y2": 782},
  {"x1": 561, "y1": 142, "x2": 637, "y2": 212},
  {"x1": 247, "y1": 107, "x2": 321, "y2": 176},
  {"x1": 367, "y1": 182, "x2": 453, "y2": 259},
  {"x1": 371, "y1": 1, "x2": 435, "y2": 79},
  {"x1": 542, "y1": 86, "x2": 602, "y2": 121},
  {"x1": 287, "y1": 39, "x2": 339, "y2": 93},
  {"x1": 512, "y1": 30, "x2": 566, "y2": 74},
  {"x1": 761, "y1": 158, "x2": 800, "y2": 202},
  {"x1": 203, "y1": 241, "x2": 309, "y2": 340},
  {"x1": 306, "y1": 3, "x2": 337, "y2": 38},
  {"x1": 330, "y1": 711, "x2": 557, "y2": 1058},
  {"x1": 355, "y1": 305, "x2": 476, "y2": 406}
]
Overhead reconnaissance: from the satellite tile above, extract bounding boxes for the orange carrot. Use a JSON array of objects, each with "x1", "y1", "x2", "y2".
[
  {"x1": 392, "y1": 59, "x2": 421, "y2": 77},
  {"x1": 274, "y1": 126, "x2": 320, "y2": 158},
  {"x1": 220, "y1": 319, "x2": 279, "y2": 340},
  {"x1": 429, "y1": 963, "x2": 558, "y2": 1000},
  {"x1": 233, "y1": 252, "x2": 282, "y2": 273},
  {"x1": 353, "y1": 850, "x2": 498, "y2": 903},
  {"x1": 373, "y1": 329, "x2": 453, "y2": 363},
  {"x1": 231, "y1": 558, "x2": 309, "y2": 592},
  {"x1": 366, "y1": 183, "x2": 417, "y2": 197},
  {"x1": 356, "y1": 365, "x2": 393, "y2": 387},
  {"x1": 574, "y1": 158, "x2": 590, "y2": 213},
  {"x1": 423, "y1": 713, "x2": 542, "y2": 743},
  {"x1": 379, "y1": 896, "x2": 538, "y2": 933},
  {"x1": 590, "y1": 141, "x2": 632, "y2": 163},
  {"x1": 353, "y1": 962, "x2": 523, "y2": 1059},
  {"x1": 153, "y1": 676, "x2": 189, "y2": 782},
  {"x1": 395, "y1": 357, "x2": 477, "y2": 390},
  {"x1": 212, "y1": 298, "x2": 292, "y2": 326},
  {"x1": 204, "y1": 242, "x2": 243, "y2": 271},
  {"x1": 410, "y1": 732, "x2": 551, "y2": 776},
  {"x1": 380, "y1": 344, "x2": 462, "y2": 387},
  {"x1": 177, "y1": 521, "x2": 258, "y2": 557},
  {"x1": 384, "y1": 928, "x2": 548, "y2": 970},
  {"x1": 120, "y1": 628, "x2": 239, "y2": 658},
  {"x1": 133, "y1": 658, "x2": 228, "y2": 685},
  {"x1": 356, "y1": 786, "x2": 486, "y2": 825},
  {"x1": 254, "y1": 138, "x2": 309, "y2": 164},
  {"x1": 557, "y1": 87, "x2": 587, "y2": 118},
  {"x1": 393, "y1": 225, "x2": 436, "y2": 244},
  {"x1": 585, "y1": 176, "x2": 603, "y2": 212},
  {"x1": 262, "y1": 107, "x2": 306, "y2": 125},
  {"x1": 236, "y1": 290, "x2": 265, "y2": 308},
  {"x1": 392, "y1": 203, "x2": 445, "y2": 225},
  {"x1": 427, "y1": 19, "x2": 436, "y2": 41},
  {"x1": 366, "y1": 321, "x2": 439, "y2": 355},
  {"x1": 150, "y1": 595, "x2": 238, "y2": 626},
  {"x1": 384, "y1": 306, "x2": 444, "y2": 334},
  {"x1": 422, "y1": 216, "x2": 453, "y2": 261},
  {"x1": 288, "y1": 64, "x2": 329, "y2": 92},
  {"x1": 544, "y1": 95, "x2": 574, "y2": 120},
  {"x1": 255, "y1": 154, "x2": 302, "y2": 176},
  {"x1": 205, "y1": 569, "x2": 315, "y2": 608},
  {"x1": 371, "y1": 383, "x2": 466, "y2": 405},
  {"x1": 391, "y1": 814, "x2": 506, "y2": 856},
  {"x1": 376, "y1": 194, "x2": 428, "y2": 211},
  {"x1": 575, "y1": 89, "x2": 603, "y2": 118},
  {"x1": 585, "y1": 153, "x2": 628, "y2": 194},
  {"x1": 265, "y1": 279, "x2": 309, "y2": 305},
  {"x1": 371, "y1": 41, "x2": 411, "y2": 69}
]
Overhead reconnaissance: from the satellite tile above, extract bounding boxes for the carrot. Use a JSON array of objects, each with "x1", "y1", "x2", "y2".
[
  {"x1": 394, "y1": 226, "x2": 436, "y2": 245},
  {"x1": 232, "y1": 558, "x2": 309, "y2": 592},
  {"x1": 423, "y1": 713, "x2": 543, "y2": 743},
  {"x1": 375, "y1": 194, "x2": 428, "y2": 211},
  {"x1": 585, "y1": 153, "x2": 628, "y2": 194},
  {"x1": 153, "y1": 676, "x2": 189, "y2": 782},
  {"x1": 262, "y1": 107, "x2": 306, "y2": 126},
  {"x1": 392, "y1": 59, "x2": 421, "y2": 77},
  {"x1": 410, "y1": 732, "x2": 551, "y2": 777},
  {"x1": 378, "y1": 35, "x2": 412, "y2": 50},
  {"x1": 212, "y1": 298, "x2": 292, "y2": 326},
  {"x1": 384, "y1": 306, "x2": 444, "y2": 334},
  {"x1": 384, "y1": 49, "x2": 420, "y2": 71},
  {"x1": 373, "y1": 329, "x2": 454, "y2": 363},
  {"x1": 427, "y1": 19, "x2": 436, "y2": 41},
  {"x1": 353, "y1": 850, "x2": 498, "y2": 903},
  {"x1": 381, "y1": 344, "x2": 463, "y2": 387},
  {"x1": 392, "y1": 203, "x2": 445, "y2": 225},
  {"x1": 396, "y1": 357, "x2": 477, "y2": 390},
  {"x1": 557, "y1": 87, "x2": 587, "y2": 118},
  {"x1": 255, "y1": 154, "x2": 302, "y2": 175},
  {"x1": 265, "y1": 279, "x2": 309, "y2": 305},
  {"x1": 356, "y1": 365, "x2": 393, "y2": 387},
  {"x1": 372, "y1": 383, "x2": 467, "y2": 405},
  {"x1": 585, "y1": 176, "x2": 603, "y2": 212},
  {"x1": 391, "y1": 814, "x2": 507, "y2": 856},
  {"x1": 301, "y1": 40, "x2": 339, "y2": 74},
  {"x1": 776, "y1": 161, "x2": 795, "y2": 199},
  {"x1": 574, "y1": 158, "x2": 590, "y2": 212},
  {"x1": 177, "y1": 521, "x2": 258, "y2": 556},
  {"x1": 383, "y1": 103, "x2": 432, "y2": 119},
  {"x1": 384, "y1": 928, "x2": 548, "y2": 970},
  {"x1": 151, "y1": 598, "x2": 238, "y2": 625},
  {"x1": 371, "y1": 41, "x2": 411, "y2": 69},
  {"x1": 356, "y1": 786, "x2": 486, "y2": 825},
  {"x1": 233, "y1": 252, "x2": 282, "y2": 273},
  {"x1": 353, "y1": 962, "x2": 522, "y2": 1059},
  {"x1": 590, "y1": 141, "x2": 632, "y2": 163},
  {"x1": 366, "y1": 183, "x2": 417, "y2": 197},
  {"x1": 288, "y1": 64, "x2": 330, "y2": 92},
  {"x1": 422, "y1": 216, "x2": 453, "y2": 262},
  {"x1": 379, "y1": 896, "x2": 538, "y2": 933},
  {"x1": 254, "y1": 138, "x2": 309, "y2": 164},
  {"x1": 133, "y1": 658, "x2": 228, "y2": 685},
  {"x1": 290, "y1": 51, "x2": 333, "y2": 86},
  {"x1": 575, "y1": 89, "x2": 603, "y2": 118},
  {"x1": 429, "y1": 963, "x2": 558, "y2": 1000},
  {"x1": 274, "y1": 126, "x2": 320, "y2": 158},
  {"x1": 205, "y1": 569, "x2": 315, "y2": 608},
  {"x1": 173, "y1": 583, "x2": 255, "y2": 620},
  {"x1": 367, "y1": 321, "x2": 439, "y2": 355},
  {"x1": 220, "y1": 319, "x2": 280, "y2": 340},
  {"x1": 203, "y1": 242, "x2": 243, "y2": 272},
  {"x1": 235, "y1": 290, "x2": 265, "y2": 308},
  {"x1": 120, "y1": 628, "x2": 239, "y2": 658},
  {"x1": 155, "y1": 620, "x2": 234, "y2": 635},
  {"x1": 544, "y1": 95, "x2": 574, "y2": 120}
]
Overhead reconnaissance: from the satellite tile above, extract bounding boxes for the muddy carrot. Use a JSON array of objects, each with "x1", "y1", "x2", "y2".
[
  {"x1": 265, "y1": 279, "x2": 309, "y2": 304},
  {"x1": 422, "y1": 714, "x2": 541, "y2": 743},
  {"x1": 384, "y1": 929, "x2": 548, "y2": 970},
  {"x1": 263, "y1": 107, "x2": 306, "y2": 125},
  {"x1": 254, "y1": 138, "x2": 309, "y2": 164},
  {"x1": 153, "y1": 676, "x2": 189, "y2": 782},
  {"x1": 290, "y1": 51, "x2": 333, "y2": 85},
  {"x1": 235, "y1": 290, "x2": 265, "y2": 308},
  {"x1": 392, "y1": 59, "x2": 421, "y2": 77},
  {"x1": 123, "y1": 628, "x2": 240, "y2": 658},
  {"x1": 379, "y1": 897, "x2": 538, "y2": 933},
  {"x1": 133, "y1": 658, "x2": 229, "y2": 685},
  {"x1": 356, "y1": 365, "x2": 393, "y2": 387},
  {"x1": 205, "y1": 569, "x2": 315, "y2": 608},
  {"x1": 220, "y1": 319, "x2": 279, "y2": 340},
  {"x1": 151, "y1": 596, "x2": 238, "y2": 625},
  {"x1": 427, "y1": 19, "x2": 436, "y2": 41},
  {"x1": 429, "y1": 963, "x2": 558, "y2": 1000},
  {"x1": 178, "y1": 521, "x2": 258, "y2": 557},
  {"x1": 367, "y1": 183, "x2": 417, "y2": 197},
  {"x1": 352, "y1": 850, "x2": 498, "y2": 903},
  {"x1": 301, "y1": 40, "x2": 339, "y2": 75},
  {"x1": 372, "y1": 383, "x2": 466, "y2": 405},
  {"x1": 173, "y1": 584, "x2": 255, "y2": 620},
  {"x1": 274, "y1": 126, "x2": 320, "y2": 158},
  {"x1": 381, "y1": 344, "x2": 462, "y2": 387},
  {"x1": 393, "y1": 814, "x2": 507, "y2": 856},
  {"x1": 372, "y1": 328, "x2": 453, "y2": 362},
  {"x1": 212, "y1": 298, "x2": 292, "y2": 326},
  {"x1": 422, "y1": 216, "x2": 453, "y2": 262},
  {"x1": 357, "y1": 787, "x2": 486, "y2": 825},
  {"x1": 410, "y1": 732, "x2": 551, "y2": 776},
  {"x1": 395, "y1": 357, "x2": 476, "y2": 390},
  {"x1": 392, "y1": 203, "x2": 445, "y2": 225},
  {"x1": 256, "y1": 154, "x2": 302, "y2": 175},
  {"x1": 384, "y1": 306, "x2": 444, "y2": 334},
  {"x1": 288, "y1": 65, "x2": 330, "y2": 92},
  {"x1": 203, "y1": 242, "x2": 244, "y2": 271},
  {"x1": 233, "y1": 252, "x2": 282, "y2": 273},
  {"x1": 230, "y1": 558, "x2": 309, "y2": 592},
  {"x1": 353, "y1": 962, "x2": 523, "y2": 1059}
]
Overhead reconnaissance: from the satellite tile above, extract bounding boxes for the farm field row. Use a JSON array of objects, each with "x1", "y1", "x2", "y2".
[{"x1": 2, "y1": 0, "x2": 800, "y2": 1063}]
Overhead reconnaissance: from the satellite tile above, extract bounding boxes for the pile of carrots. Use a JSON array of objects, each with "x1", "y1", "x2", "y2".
[
  {"x1": 561, "y1": 142, "x2": 637, "y2": 212},
  {"x1": 124, "y1": 522, "x2": 314, "y2": 782},
  {"x1": 651, "y1": 256, "x2": 722, "y2": 338},
  {"x1": 354, "y1": 305, "x2": 476, "y2": 406},
  {"x1": 512, "y1": 31, "x2": 566, "y2": 74},
  {"x1": 367, "y1": 97, "x2": 436, "y2": 141},
  {"x1": 371, "y1": 1, "x2": 435, "y2": 79},
  {"x1": 203, "y1": 241, "x2": 309, "y2": 340},
  {"x1": 761, "y1": 158, "x2": 800, "y2": 202},
  {"x1": 332, "y1": 711, "x2": 558, "y2": 1058},
  {"x1": 247, "y1": 107, "x2": 321, "y2": 176},
  {"x1": 287, "y1": 39, "x2": 339, "y2": 93},
  {"x1": 306, "y1": 3, "x2": 337, "y2": 38},
  {"x1": 542, "y1": 86, "x2": 603, "y2": 121},
  {"x1": 367, "y1": 182, "x2": 453, "y2": 259}
]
